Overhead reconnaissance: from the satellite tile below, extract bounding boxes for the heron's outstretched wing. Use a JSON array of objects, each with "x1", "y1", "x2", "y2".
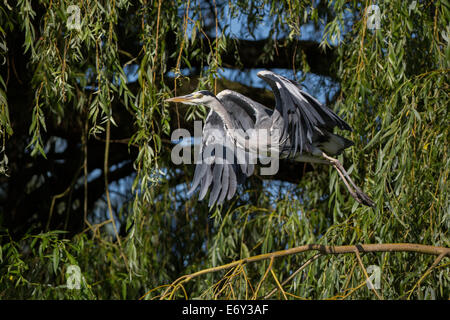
[
  {"x1": 257, "y1": 70, "x2": 352, "y2": 156},
  {"x1": 188, "y1": 93, "x2": 262, "y2": 206},
  {"x1": 217, "y1": 90, "x2": 273, "y2": 128}
]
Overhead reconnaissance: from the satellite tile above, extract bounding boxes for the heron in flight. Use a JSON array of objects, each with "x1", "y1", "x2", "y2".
[{"x1": 166, "y1": 70, "x2": 374, "y2": 207}]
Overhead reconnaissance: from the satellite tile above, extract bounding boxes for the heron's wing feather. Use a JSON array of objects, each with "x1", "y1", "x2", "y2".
[
  {"x1": 188, "y1": 108, "x2": 255, "y2": 207},
  {"x1": 216, "y1": 89, "x2": 273, "y2": 129},
  {"x1": 257, "y1": 71, "x2": 352, "y2": 156}
]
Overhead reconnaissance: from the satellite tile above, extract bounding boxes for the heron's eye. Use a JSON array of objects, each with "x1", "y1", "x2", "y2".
[{"x1": 193, "y1": 93, "x2": 203, "y2": 99}]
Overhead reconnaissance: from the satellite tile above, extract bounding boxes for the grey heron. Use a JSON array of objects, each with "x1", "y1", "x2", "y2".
[{"x1": 166, "y1": 70, "x2": 375, "y2": 207}]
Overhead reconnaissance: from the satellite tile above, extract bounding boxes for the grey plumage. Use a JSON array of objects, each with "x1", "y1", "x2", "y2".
[
  {"x1": 166, "y1": 70, "x2": 374, "y2": 207},
  {"x1": 188, "y1": 92, "x2": 262, "y2": 206},
  {"x1": 257, "y1": 71, "x2": 352, "y2": 157}
]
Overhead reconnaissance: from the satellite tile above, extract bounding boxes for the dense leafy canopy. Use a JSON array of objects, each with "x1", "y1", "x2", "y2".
[{"x1": 0, "y1": 0, "x2": 448, "y2": 299}]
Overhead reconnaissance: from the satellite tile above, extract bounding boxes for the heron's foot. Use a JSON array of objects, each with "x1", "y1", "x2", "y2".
[
  {"x1": 322, "y1": 152, "x2": 375, "y2": 208},
  {"x1": 343, "y1": 182, "x2": 375, "y2": 208},
  {"x1": 353, "y1": 185, "x2": 375, "y2": 207}
]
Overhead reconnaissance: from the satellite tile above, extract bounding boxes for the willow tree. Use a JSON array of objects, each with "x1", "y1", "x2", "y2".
[{"x1": 0, "y1": 0, "x2": 448, "y2": 299}]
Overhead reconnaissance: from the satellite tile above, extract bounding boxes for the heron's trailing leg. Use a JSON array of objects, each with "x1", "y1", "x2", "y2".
[{"x1": 322, "y1": 152, "x2": 375, "y2": 207}]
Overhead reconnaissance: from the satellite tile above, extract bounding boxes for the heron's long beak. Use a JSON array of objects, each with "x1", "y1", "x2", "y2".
[{"x1": 165, "y1": 94, "x2": 194, "y2": 103}]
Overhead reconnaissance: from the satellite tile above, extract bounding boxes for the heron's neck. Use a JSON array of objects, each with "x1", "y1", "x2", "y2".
[
  {"x1": 209, "y1": 98, "x2": 258, "y2": 153},
  {"x1": 209, "y1": 98, "x2": 235, "y2": 130},
  {"x1": 208, "y1": 97, "x2": 276, "y2": 155},
  {"x1": 209, "y1": 98, "x2": 250, "y2": 150}
]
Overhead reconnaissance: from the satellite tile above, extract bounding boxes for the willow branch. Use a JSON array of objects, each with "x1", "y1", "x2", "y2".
[{"x1": 156, "y1": 243, "x2": 449, "y2": 299}]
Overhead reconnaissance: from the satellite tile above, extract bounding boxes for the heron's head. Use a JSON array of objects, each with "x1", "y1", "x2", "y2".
[{"x1": 165, "y1": 90, "x2": 217, "y2": 106}]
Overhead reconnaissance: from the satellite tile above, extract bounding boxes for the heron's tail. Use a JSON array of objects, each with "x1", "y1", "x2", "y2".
[{"x1": 319, "y1": 133, "x2": 354, "y2": 156}]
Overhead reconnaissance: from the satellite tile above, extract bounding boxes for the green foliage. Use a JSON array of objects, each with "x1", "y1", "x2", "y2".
[{"x1": 0, "y1": 0, "x2": 448, "y2": 299}]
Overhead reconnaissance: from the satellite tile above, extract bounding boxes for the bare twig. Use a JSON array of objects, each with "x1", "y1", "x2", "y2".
[
  {"x1": 104, "y1": 119, "x2": 129, "y2": 272},
  {"x1": 354, "y1": 247, "x2": 383, "y2": 300},
  {"x1": 264, "y1": 253, "x2": 321, "y2": 299},
  {"x1": 270, "y1": 269, "x2": 288, "y2": 300},
  {"x1": 406, "y1": 252, "x2": 447, "y2": 299},
  {"x1": 46, "y1": 164, "x2": 83, "y2": 231},
  {"x1": 252, "y1": 257, "x2": 274, "y2": 299}
]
